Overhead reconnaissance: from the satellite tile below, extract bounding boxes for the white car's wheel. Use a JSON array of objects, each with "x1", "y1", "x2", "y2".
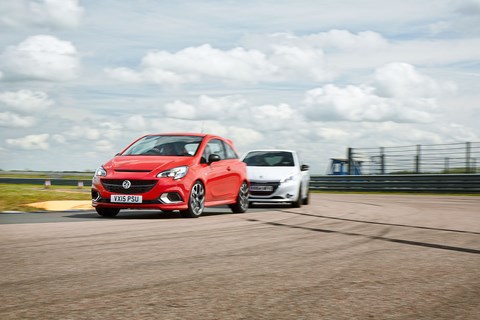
[
  {"x1": 291, "y1": 185, "x2": 302, "y2": 208},
  {"x1": 302, "y1": 191, "x2": 310, "y2": 205}
]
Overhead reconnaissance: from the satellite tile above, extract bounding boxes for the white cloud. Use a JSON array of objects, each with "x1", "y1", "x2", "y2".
[
  {"x1": 250, "y1": 103, "x2": 302, "y2": 131},
  {"x1": 106, "y1": 43, "x2": 333, "y2": 85},
  {"x1": 304, "y1": 84, "x2": 436, "y2": 123},
  {"x1": 164, "y1": 100, "x2": 197, "y2": 120},
  {"x1": 68, "y1": 126, "x2": 101, "y2": 140},
  {"x1": 224, "y1": 127, "x2": 263, "y2": 148},
  {"x1": 52, "y1": 134, "x2": 66, "y2": 144},
  {"x1": 374, "y1": 62, "x2": 454, "y2": 98},
  {"x1": 95, "y1": 139, "x2": 114, "y2": 152},
  {"x1": 0, "y1": 35, "x2": 80, "y2": 81},
  {"x1": 6, "y1": 134, "x2": 49, "y2": 150},
  {"x1": 302, "y1": 63, "x2": 450, "y2": 123},
  {"x1": 313, "y1": 127, "x2": 350, "y2": 142},
  {"x1": 107, "y1": 44, "x2": 275, "y2": 85},
  {"x1": 124, "y1": 115, "x2": 147, "y2": 131},
  {"x1": 104, "y1": 67, "x2": 142, "y2": 83},
  {"x1": 0, "y1": 89, "x2": 54, "y2": 128},
  {"x1": 196, "y1": 95, "x2": 249, "y2": 120},
  {"x1": 0, "y1": 89, "x2": 54, "y2": 112},
  {"x1": 100, "y1": 122, "x2": 123, "y2": 140},
  {"x1": 0, "y1": 112, "x2": 36, "y2": 128},
  {"x1": 243, "y1": 30, "x2": 388, "y2": 52},
  {"x1": 269, "y1": 45, "x2": 329, "y2": 81},
  {"x1": 0, "y1": 0, "x2": 84, "y2": 28},
  {"x1": 163, "y1": 95, "x2": 249, "y2": 120}
]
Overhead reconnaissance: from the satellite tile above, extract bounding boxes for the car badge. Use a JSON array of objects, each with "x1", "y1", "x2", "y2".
[{"x1": 122, "y1": 180, "x2": 131, "y2": 189}]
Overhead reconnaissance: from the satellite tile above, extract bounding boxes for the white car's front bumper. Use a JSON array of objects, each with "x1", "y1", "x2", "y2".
[{"x1": 248, "y1": 180, "x2": 300, "y2": 203}]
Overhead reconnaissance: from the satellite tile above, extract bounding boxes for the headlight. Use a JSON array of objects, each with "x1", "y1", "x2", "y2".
[
  {"x1": 280, "y1": 172, "x2": 297, "y2": 183},
  {"x1": 157, "y1": 166, "x2": 188, "y2": 180},
  {"x1": 95, "y1": 166, "x2": 107, "y2": 177}
]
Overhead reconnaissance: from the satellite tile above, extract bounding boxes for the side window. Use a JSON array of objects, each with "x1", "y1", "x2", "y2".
[
  {"x1": 223, "y1": 141, "x2": 238, "y2": 159},
  {"x1": 202, "y1": 139, "x2": 225, "y2": 162},
  {"x1": 210, "y1": 139, "x2": 226, "y2": 159}
]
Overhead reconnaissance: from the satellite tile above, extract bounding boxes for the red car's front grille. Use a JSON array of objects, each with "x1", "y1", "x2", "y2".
[{"x1": 101, "y1": 179, "x2": 158, "y2": 194}]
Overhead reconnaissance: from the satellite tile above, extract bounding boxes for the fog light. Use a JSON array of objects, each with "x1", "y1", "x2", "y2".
[
  {"x1": 160, "y1": 192, "x2": 183, "y2": 204},
  {"x1": 91, "y1": 190, "x2": 101, "y2": 201},
  {"x1": 286, "y1": 193, "x2": 293, "y2": 199}
]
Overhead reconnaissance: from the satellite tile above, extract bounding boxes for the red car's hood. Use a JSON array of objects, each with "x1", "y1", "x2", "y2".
[{"x1": 104, "y1": 156, "x2": 193, "y2": 172}]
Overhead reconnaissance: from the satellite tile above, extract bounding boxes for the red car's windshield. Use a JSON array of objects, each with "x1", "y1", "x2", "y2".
[{"x1": 122, "y1": 135, "x2": 204, "y2": 156}]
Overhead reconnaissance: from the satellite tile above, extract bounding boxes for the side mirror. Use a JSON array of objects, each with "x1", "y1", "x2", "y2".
[
  {"x1": 301, "y1": 164, "x2": 309, "y2": 171},
  {"x1": 208, "y1": 154, "x2": 221, "y2": 164}
]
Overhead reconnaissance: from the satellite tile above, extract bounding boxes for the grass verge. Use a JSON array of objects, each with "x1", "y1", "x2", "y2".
[{"x1": 0, "y1": 184, "x2": 90, "y2": 212}]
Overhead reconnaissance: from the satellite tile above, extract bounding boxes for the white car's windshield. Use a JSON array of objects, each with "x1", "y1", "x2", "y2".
[
  {"x1": 122, "y1": 135, "x2": 203, "y2": 156},
  {"x1": 243, "y1": 151, "x2": 294, "y2": 167}
]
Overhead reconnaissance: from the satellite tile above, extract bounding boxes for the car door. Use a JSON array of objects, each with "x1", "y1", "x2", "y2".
[
  {"x1": 221, "y1": 140, "x2": 243, "y2": 200},
  {"x1": 202, "y1": 139, "x2": 237, "y2": 202}
]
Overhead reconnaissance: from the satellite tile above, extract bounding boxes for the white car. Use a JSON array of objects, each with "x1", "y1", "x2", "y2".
[{"x1": 241, "y1": 150, "x2": 310, "y2": 207}]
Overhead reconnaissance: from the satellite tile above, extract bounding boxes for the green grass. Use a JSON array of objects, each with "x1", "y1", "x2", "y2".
[{"x1": 0, "y1": 184, "x2": 90, "y2": 212}]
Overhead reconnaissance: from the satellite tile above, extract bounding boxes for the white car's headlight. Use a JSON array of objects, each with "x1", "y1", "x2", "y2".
[
  {"x1": 157, "y1": 166, "x2": 188, "y2": 180},
  {"x1": 280, "y1": 174, "x2": 295, "y2": 183},
  {"x1": 95, "y1": 166, "x2": 107, "y2": 177}
]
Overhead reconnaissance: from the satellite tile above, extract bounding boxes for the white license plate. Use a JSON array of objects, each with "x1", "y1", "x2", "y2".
[
  {"x1": 110, "y1": 195, "x2": 143, "y2": 203},
  {"x1": 250, "y1": 185, "x2": 273, "y2": 192}
]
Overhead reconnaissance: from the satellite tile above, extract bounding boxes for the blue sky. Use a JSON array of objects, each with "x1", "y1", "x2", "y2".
[{"x1": 1, "y1": 0, "x2": 479, "y2": 173}]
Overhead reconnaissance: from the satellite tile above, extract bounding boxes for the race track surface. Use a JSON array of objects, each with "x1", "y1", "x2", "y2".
[{"x1": 0, "y1": 194, "x2": 479, "y2": 319}]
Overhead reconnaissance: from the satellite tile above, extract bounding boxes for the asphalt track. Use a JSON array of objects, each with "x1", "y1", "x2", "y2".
[{"x1": 0, "y1": 194, "x2": 479, "y2": 319}]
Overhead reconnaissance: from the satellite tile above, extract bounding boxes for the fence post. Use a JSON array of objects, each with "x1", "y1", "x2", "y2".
[
  {"x1": 466, "y1": 142, "x2": 471, "y2": 173},
  {"x1": 380, "y1": 147, "x2": 385, "y2": 174},
  {"x1": 347, "y1": 147, "x2": 353, "y2": 175},
  {"x1": 415, "y1": 144, "x2": 421, "y2": 173}
]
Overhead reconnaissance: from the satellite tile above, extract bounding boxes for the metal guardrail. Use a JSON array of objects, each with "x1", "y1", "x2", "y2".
[
  {"x1": 348, "y1": 142, "x2": 480, "y2": 175},
  {"x1": 2, "y1": 175, "x2": 480, "y2": 193},
  {"x1": 310, "y1": 174, "x2": 480, "y2": 193}
]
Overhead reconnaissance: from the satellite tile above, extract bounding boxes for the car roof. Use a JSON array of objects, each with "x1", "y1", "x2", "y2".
[
  {"x1": 244, "y1": 150, "x2": 296, "y2": 154},
  {"x1": 143, "y1": 133, "x2": 234, "y2": 145},
  {"x1": 145, "y1": 133, "x2": 206, "y2": 137},
  {"x1": 144, "y1": 133, "x2": 230, "y2": 140}
]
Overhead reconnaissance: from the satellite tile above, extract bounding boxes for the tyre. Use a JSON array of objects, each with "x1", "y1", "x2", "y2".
[
  {"x1": 291, "y1": 185, "x2": 302, "y2": 208},
  {"x1": 302, "y1": 191, "x2": 310, "y2": 205},
  {"x1": 95, "y1": 207, "x2": 120, "y2": 217},
  {"x1": 229, "y1": 181, "x2": 249, "y2": 213},
  {"x1": 180, "y1": 181, "x2": 205, "y2": 218}
]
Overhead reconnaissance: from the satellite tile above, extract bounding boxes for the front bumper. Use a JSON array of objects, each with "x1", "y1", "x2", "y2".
[
  {"x1": 248, "y1": 180, "x2": 300, "y2": 203},
  {"x1": 91, "y1": 176, "x2": 191, "y2": 211}
]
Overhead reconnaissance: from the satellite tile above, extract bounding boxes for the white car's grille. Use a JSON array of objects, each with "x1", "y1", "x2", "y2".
[{"x1": 249, "y1": 181, "x2": 280, "y2": 196}]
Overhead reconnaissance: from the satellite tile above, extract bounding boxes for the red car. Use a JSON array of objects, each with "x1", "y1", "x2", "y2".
[{"x1": 91, "y1": 133, "x2": 249, "y2": 218}]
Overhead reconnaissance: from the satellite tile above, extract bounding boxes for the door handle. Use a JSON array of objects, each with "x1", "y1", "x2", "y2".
[{"x1": 227, "y1": 166, "x2": 231, "y2": 171}]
